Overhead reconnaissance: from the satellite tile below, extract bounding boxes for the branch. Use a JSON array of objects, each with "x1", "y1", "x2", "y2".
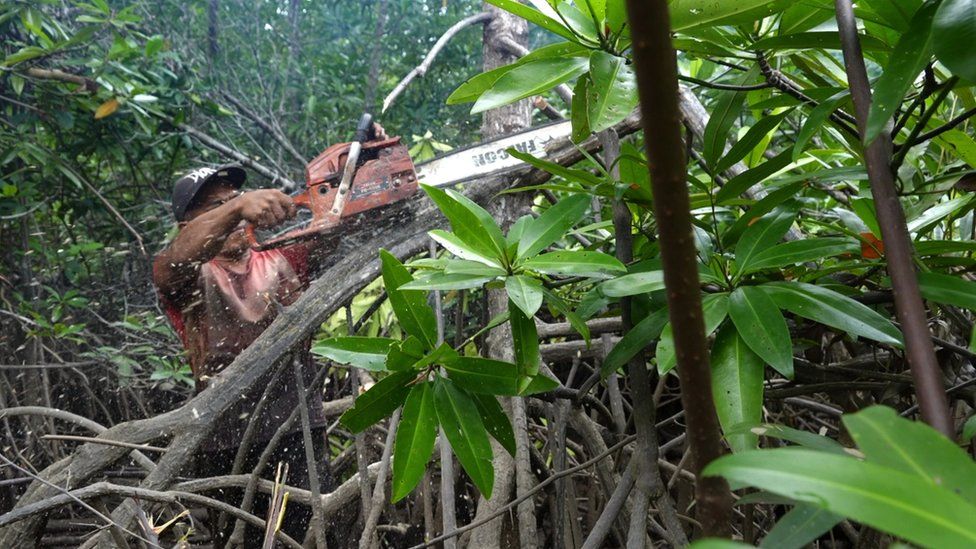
[
  {"x1": 175, "y1": 121, "x2": 298, "y2": 191},
  {"x1": 410, "y1": 434, "x2": 637, "y2": 549},
  {"x1": 382, "y1": 12, "x2": 493, "y2": 113},
  {"x1": 0, "y1": 480, "x2": 302, "y2": 549},
  {"x1": 22, "y1": 67, "x2": 98, "y2": 92},
  {"x1": 626, "y1": 0, "x2": 732, "y2": 535},
  {"x1": 221, "y1": 92, "x2": 308, "y2": 165},
  {"x1": 834, "y1": 0, "x2": 952, "y2": 437}
]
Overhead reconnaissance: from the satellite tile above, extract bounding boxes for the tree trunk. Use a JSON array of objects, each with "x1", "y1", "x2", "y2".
[{"x1": 466, "y1": 5, "x2": 536, "y2": 548}]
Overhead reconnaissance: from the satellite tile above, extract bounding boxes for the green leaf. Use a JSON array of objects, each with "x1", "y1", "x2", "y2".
[
  {"x1": 865, "y1": 2, "x2": 937, "y2": 144},
  {"x1": 2, "y1": 46, "x2": 47, "y2": 67},
  {"x1": 387, "y1": 336, "x2": 425, "y2": 371},
  {"x1": 340, "y1": 371, "x2": 415, "y2": 433},
  {"x1": 658, "y1": 293, "x2": 729, "y2": 375},
  {"x1": 522, "y1": 250, "x2": 625, "y2": 278},
  {"x1": 907, "y1": 195, "x2": 974, "y2": 234},
  {"x1": 734, "y1": 203, "x2": 799, "y2": 274},
  {"x1": 917, "y1": 272, "x2": 976, "y2": 311},
  {"x1": 505, "y1": 148, "x2": 603, "y2": 187},
  {"x1": 725, "y1": 422, "x2": 848, "y2": 455},
  {"x1": 793, "y1": 92, "x2": 848, "y2": 161},
  {"x1": 472, "y1": 56, "x2": 589, "y2": 114},
  {"x1": 413, "y1": 342, "x2": 460, "y2": 371},
  {"x1": 517, "y1": 194, "x2": 591, "y2": 259},
  {"x1": 486, "y1": 0, "x2": 578, "y2": 42},
  {"x1": 541, "y1": 287, "x2": 591, "y2": 343},
  {"x1": 444, "y1": 356, "x2": 520, "y2": 396},
  {"x1": 843, "y1": 406, "x2": 976, "y2": 506},
  {"x1": 933, "y1": 0, "x2": 976, "y2": 82},
  {"x1": 422, "y1": 184, "x2": 506, "y2": 261},
  {"x1": 745, "y1": 237, "x2": 860, "y2": 273},
  {"x1": 716, "y1": 149, "x2": 796, "y2": 204},
  {"x1": 434, "y1": 377, "x2": 495, "y2": 498},
  {"x1": 392, "y1": 382, "x2": 438, "y2": 502},
  {"x1": 729, "y1": 286, "x2": 794, "y2": 377},
  {"x1": 602, "y1": 307, "x2": 669, "y2": 377},
  {"x1": 506, "y1": 215, "x2": 533, "y2": 249},
  {"x1": 380, "y1": 250, "x2": 438, "y2": 349},
  {"x1": 145, "y1": 35, "x2": 164, "y2": 57},
  {"x1": 472, "y1": 393, "x2": 516, "y2": 457},
  {"x1": 751, "y1": 32, "x2": 889, "y2": 51},
  {"x1": 703, "y1": 87, "x2": 748, "y2": 168},
  {"x1": 509, "y1": 301, "x2": 540, "y2": 378},
  {"x1": 669, "y1": 0, "x2": 788, "y2": 31},
  {"x1": 703, "y1": 448, "x2": 976, "y2": 549},
  {"x1": 761, "y1": 504, "x2": 844, "y2": 549},
  {"x1": 444, "y1": 260, "x2": 508, "y2": 277},
  {"x1": 716, "y1": 110, "x2": 792, "y2": 172},
  {"x1": 448, "y1": 42, "x2": 587, "y2": 104},
  {"x1": 862, "y1": 0, "x2": 923, "y2": 31},
  {"x1": 505, "y1": 275, "x2": 544, "y2": 317},
  {"x1": 519, "y1": 373, "x2": 560, "y2": 395},
  {"x1": 429, "y1": 229, "x2": 504, "y2": 269},
  {"x1": 711, "y1": 323, "x2": 765, "y2": 453},
  {"x1": 400, "y1": 272, "x2": 497, "y2": 290},
  {"x1": 963, "y1": 415, "x2": 976, "y2": 443},
  {"x1": 587, "y1": 51, "x2": 638, "y2": 132},
  {"x1": 689, "y1": 541, "x2": 754, "y2": 549},
  {"x1": 762, "y1": 281, "x2": 903, "y2": 346},
  {"x1": 601, "y1": 271, "x2": 665, "y2": 297},
  {"x1": 310, "y1": 337, "x2": 397, "y2": 371},
  {"x1": 571, "y1": 76, "x2": 592, "y2": 143}
]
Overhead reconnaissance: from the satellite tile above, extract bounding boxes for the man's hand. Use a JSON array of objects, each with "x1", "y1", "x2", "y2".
[
  {"x1": 234, "y1": 189, "x2": 296, "y2": 229},
  {"x1": 373, "y1": 122, "x2": 388, "y2": 140}
]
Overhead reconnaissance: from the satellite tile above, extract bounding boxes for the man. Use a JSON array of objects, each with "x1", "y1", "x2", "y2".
[{"x1": 153, "y1": 163, "x2": 329, "y2": 544}]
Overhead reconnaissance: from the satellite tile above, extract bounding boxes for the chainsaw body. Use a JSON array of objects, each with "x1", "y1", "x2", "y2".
[{"x1": 250, "y1": 133, "x2": 418, "y2": 250}]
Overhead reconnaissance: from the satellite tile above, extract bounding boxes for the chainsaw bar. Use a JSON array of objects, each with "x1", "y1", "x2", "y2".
[
  {"x1": 252, "y1": 120, "x2": 573, "y2": 249},
  {"x1": 415, "y1": 119, "x2": 572, "y2": 188}
]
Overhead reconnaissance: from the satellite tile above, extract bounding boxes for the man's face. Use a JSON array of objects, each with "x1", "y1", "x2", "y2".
[{"x1": 182, "y1": 181, "x2": 248, "y2": 256}]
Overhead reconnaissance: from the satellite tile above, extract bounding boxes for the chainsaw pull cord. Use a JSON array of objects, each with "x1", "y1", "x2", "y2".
[{"x1": 330, "y1": 113, "x2": 374, "y2": 217}]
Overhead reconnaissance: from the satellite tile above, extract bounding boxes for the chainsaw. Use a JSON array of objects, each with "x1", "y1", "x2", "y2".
[{"x1": 247, "y1": 113, "x2": 572, "y2": 250}]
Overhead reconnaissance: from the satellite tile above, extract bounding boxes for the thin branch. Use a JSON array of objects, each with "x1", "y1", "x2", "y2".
[
  {"x1": 834, "y1": 0, "x2": 952, "y2": 437},
  {"x1": 293, "y1": 358, "x2": 327, "y2": 549},
  {"x1": 22, "y1": 67, "x2": 98, "y2": 92},
  {"x1": 360, "y1": 409, "x2": 401, "y2": 549},
  {"x1": 901, "y1": 104, "x2": 976, "y2": 149},
  {"x1": 174, "y1": 121, "x2": 298, "y2": 191},
  {"x1": 627, "y1": 0, "x2": 732, "y2": 535},
  {"x1": 410, "y1": 434, "x2": 638, "y2": 549},
  {"x1": 222, "y1": 92, "x2": 308, "y2": 165},
  {"x1": 40, "y1": 435, "x2": 168, "y2": 453},
  {"x1": 0, "y1": 479, "x2": 302, "y2": 549},
  {"x1": 677, "y1": 74, "x2": 772, "y2": 91},
  {"x1": 382, "y1": 12, "x2": 493, "y2": 113}
]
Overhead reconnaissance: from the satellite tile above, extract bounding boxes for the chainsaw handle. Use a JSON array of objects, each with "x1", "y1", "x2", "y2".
[
  {"x1": 245, "y1": 191, "x2": 311, "y2": 250},
  {"x1": 354, "y1": 113, "x2": 374, "y2": 143}
]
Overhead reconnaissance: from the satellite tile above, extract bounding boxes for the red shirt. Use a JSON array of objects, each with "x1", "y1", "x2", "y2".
[{"x1": 155, "y1": 245, "x2": 325, "y2": 451}]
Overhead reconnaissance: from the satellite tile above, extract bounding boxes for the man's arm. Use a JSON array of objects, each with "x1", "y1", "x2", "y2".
[{"x1": 153, "y1": 190, "x2": 295, "y2": 301}]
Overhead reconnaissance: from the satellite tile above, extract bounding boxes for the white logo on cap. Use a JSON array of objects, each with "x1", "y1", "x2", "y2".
[{"x1": 185, "y1": 167, "x2": 215, "y2": 183}]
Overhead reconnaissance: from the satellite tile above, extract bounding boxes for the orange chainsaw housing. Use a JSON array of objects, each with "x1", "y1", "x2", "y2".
[{"x1": 250, "y1": 136, "x2": 419, "y2": 250}]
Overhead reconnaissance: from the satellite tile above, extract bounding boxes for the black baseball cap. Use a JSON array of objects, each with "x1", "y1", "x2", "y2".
[{"x1": 171, "y1": 164, "x2": 246, "y2": 221}]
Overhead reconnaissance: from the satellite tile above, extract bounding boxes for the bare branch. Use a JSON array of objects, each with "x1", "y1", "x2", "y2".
[{"x1": 382, "y1": 13, "x2": 493, "y2": 113}]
